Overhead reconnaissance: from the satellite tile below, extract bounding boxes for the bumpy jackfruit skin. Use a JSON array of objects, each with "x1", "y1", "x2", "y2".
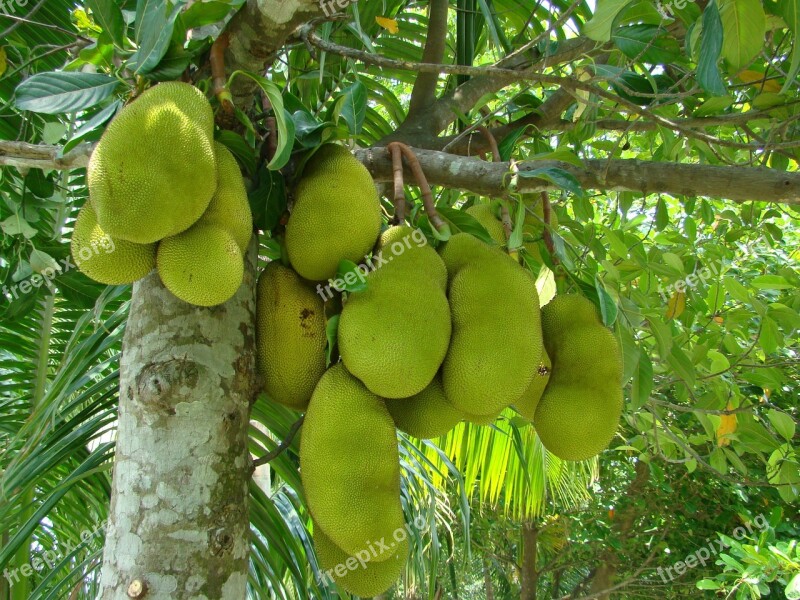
[
  {"x1": 377, "y1": 225, "x2": 447, "y2": 291},
  {"x1": 256, "y1": 262, "x2": 326, "y2": 410},
  {"x1": 339, "y1": 257, "x2": 452, "y2": 398},
  {"x1": 285, "y1": 145, "x2": 381, "y2": 281},
  {"x1": 534, "y1": 294, "x2": 623, "y2": 461},
  {"x1": 466, "y1": 204, "x2": 506, "y2": 245},
  {"x1": 314, "y1": 523, "x2": 408, "y2": 597},
  {"x1": 443, "y1": 255, "x2": 543, "y2": 416},
  {"x1": 385, "y1": 376, "x2": 465, "y2": 439},
  {"x1": 156, "y1": 224, "x2": 243, "y2": 306},
  {"x1": 514, "y1": 348, "x2": 551, "y2": 421},
  {"x1": 300, "y1": 364, "x2": 405, "y2": 558},
  {"x1": 88, "y1": 82, "x2": 217, "y2": 243},
  {"x1": 197, "y1": 142, "x2": 253, "y2": 253},
  {"x1": 71, "y1": 202, "x2": 156, "y2": 285}
]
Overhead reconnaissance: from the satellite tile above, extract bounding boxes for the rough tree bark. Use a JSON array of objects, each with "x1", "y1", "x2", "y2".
[
  {"x1": 520, "y1": 522, "x2": 538, "y2": 600},
  {"x1": 97, "y1": 247, "x2": 257, "y2": 599}
]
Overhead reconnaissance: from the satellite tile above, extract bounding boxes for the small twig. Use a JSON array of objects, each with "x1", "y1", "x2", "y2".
[
  {"x1": 499, "y1": 203, "x2": 513, "y2": 242},
  {"x1": 251, "y1": 415, "x2": 304, "y2": 469},
  {"x1": 541, "y1": 192, "x2": 557, "y2": 263},
  {"x1": 210, "y1": 32, "x2": 233, "y2": 115},
  {"x1": 476, "y1": 126, "x2": 501, "y2": 162},
  {"x1": 388, "y1": 143, "x2": 406, "y2": 224},
  {"x1": 387, "y1": 142, "x2": 447, "y2": 232}
]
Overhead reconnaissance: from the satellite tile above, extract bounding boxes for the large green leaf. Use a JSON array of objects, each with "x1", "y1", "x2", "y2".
[
  {"x1": 14, "y1": 73, "x2": 120, "y2": 114},
  {"x1": 718, "y1": 0, "x2": 766, "y2": 71},
  {"x1": 697, "y1": 1, "x2": 729, "y2": 96}
]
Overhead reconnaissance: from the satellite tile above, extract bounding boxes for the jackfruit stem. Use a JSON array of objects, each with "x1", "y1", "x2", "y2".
[
  {"x1": 476, "y1": 126, "x2": 501, "y2": 162},
  {"x1": 499, "y1": 202, "x2": 513, "y2": 243},
  {"x1": 541, "y1": 192, "x2": 558, "y2": 264},
  {"x1": 387, "y1": 142, "x2": 447, "y2": 232},
  {"x1": 211, "y1": 33, "x2": 234, "y2": 115},
  {"x1": 387, "y1": 143, "x2": 407, "y2": 223},
  {"x1": 251, "y1": 414, "x2": 305, "y2": 470}
]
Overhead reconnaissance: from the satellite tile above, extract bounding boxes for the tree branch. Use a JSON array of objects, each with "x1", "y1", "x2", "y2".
[
  {"x1": 251, "y1": 415, "x2": 304, "y2": 469},
  {"x1": 406, "y1": 0, "x2": 450, "y2": 119},
  {"x1": 4, "y1": 142, "x2": 798, "y2": 205},
  {"x1": 223, "y1": 0, "x2": 321, "y2": 105}
]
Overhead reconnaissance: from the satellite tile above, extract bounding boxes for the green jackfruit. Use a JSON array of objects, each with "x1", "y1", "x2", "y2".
[
  {"x1": 442, "y1": 251, "x2": 542, "y2": 416},
  {"x1": 314, "y1": 523, "x2": 408, "y2": 597},
  {"x1": 157, "y1": 224, "x2": 243, "y2": 306},
  {"x1": 466, "y1": 203, "x2": 506, "y2": 245},
  {"x1": 300, "y1": 364, "x2": 405, "y2": 557},
  {"x1": 534, "y1": 295, "x2": 623, "y2": 461},
  {"x1": 71, "y1": 202, "x2": 156, "y2": 285},
  {"x1": 339, "y1": 250, "x2": 451, "y2": 398},
  {"x1": 286, "y1": 145, "x2": 381, "y2": 281},
  {"x1": 377, "y1": 225, "x2": 447, "y2": 290},
  {"x1": 256, "y1": 262, "x2": 326, "y2": 410},
  {"x1": 385, "y1": 376, "x2": 465, "y2": 439},
  {"x1": 88, "y1": 82, "x2": 216, "y2": 243},
  {"x1": 197, "y1": 143, "x2": 253, "y2": 253},
  {"x1": 514, "y1": 349, "x2": 551, "y2": 421}
]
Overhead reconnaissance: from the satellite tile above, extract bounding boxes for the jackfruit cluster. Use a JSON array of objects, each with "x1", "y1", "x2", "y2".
[
  {"x1": 75, "y1": 82, "x2": 252, "y2": 306},
  {"x1": 251, "y1": 154, "x2": 622, "y2": 596}
]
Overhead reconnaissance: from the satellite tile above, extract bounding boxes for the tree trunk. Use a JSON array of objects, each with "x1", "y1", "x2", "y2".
[
  {"x1": 520, "y1": 521, "x2": 538, "y2": 600},
  {"x1": 98, "y1": 246, "x2": 257, "y2": 599},
  {"x1": 587, "y1": 461, "x2": 650, "y2": 599},
  {"x1": 483, "y1": 559, "x2": 495, "y2": 600}
]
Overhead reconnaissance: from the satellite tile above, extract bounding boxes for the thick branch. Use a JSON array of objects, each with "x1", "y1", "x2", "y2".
[
  {"x1": 223, "y1": 0, "x2": 321, "y2": 104},
  {"x1": 4, "y1": 142, "x2": 798, "y2": 205},
  {"x1": 407, "y1": 0, "x2": 450, "y2": 118},
  {"x1": 354, "y1": 147, "x2": 800, "y2": 205}
]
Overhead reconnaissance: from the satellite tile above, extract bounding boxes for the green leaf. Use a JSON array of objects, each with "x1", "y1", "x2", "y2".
[
  {"x1": 227, "y1": 72, "x2": 294, "y2": 170},
  {"x1": 325, "y1": 314, "x2": 340, "y2": 367},
  {"x1": 723, "y1": 276, "x2": 750, "y2": 303},
  {"x1": 584, "y1": 0, "x2": 634, "y2": 41},
  {"x1": 335, "y1": 260, "x2": 368, "y2": 294},
  {"x1": 181, "y1": 0, "x2": 232, "y2": 28},
  {"x1": 758, "y1": 316, "x2": 781, "y2": 354},
  {"x1": 776, "y1": 0, "x2": 800, "y2": 93},
  {"x1": 630, "y1": 351, "x2": 653, "y2": 409},
  {"x1": 718, "y1": 0, "x2": 766, "y2": 71},
  {"x1": 694, "y1": 96, "x2": 735, "y2": 116},
  {"x1": 29, "y1": 249, "x2": 60, "y2": 274},
  {"x1": 62, "y1": 101, "x2": 121, "y2": 154},
  {"x1": 668, "y1": 346, "x2": 696, "y2": 386},
  {"x1": 751, "y1": 275, "x2": 793, "y2": 290},
  {"x1": 507, "y1": 200, "x2": 525, "y2": 250},
  {"x1": 697, "y1": 579, "x2": 722, "y2": 590},
  {"x1": 595, "y1": 276, "x2": 618, "y2": 326},
  {"x1": 86, "y1": 0, "x2": 126, "y2": 46},
  {"x1": 497, "y1": 126, "x2": 528, "y2": 161},
  {"x1": 612, "y1": 25, "x2": 682, "y2": 64},
  {"x1": 766, "y1": 410, "x2": 795, "y2": 442},
  {"x1": 1, "y1": 215, "x2": 37, "y2": 238},
  {"x1": 698, "y1": 2, "x2": 729, "y2": 96},
  {"x1": 786, "y1": 572, "x2": 800, "y2": 600},
  {"x1": 518, "y1": 167, "x2": 584, "y2": 198},
  {"x1": 655, "y1": 197, "x2": 670, "y2": 230},
  {"x1": 128, "y1": 0, "x2": 184, "y2": 74},
  {"x1": 15, "y1": 72, "x2": 120, "y2": 114},
  {"x1": 435, "y1": 206, "x2": 496, "y2": 245},
  {"x1": 337, "y1": 80, "x2": 367, "y2": 135}
]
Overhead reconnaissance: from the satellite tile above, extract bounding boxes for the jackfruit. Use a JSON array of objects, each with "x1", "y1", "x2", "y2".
[
  {"x1": 534, "y1": 294, "x2": 623, "y2": 461},
  {"x1": 376, "y1": 225, "x2": 447, "y2": 291},
  {"x1": 256, "y1": 262, "x2": 326, "y2": 410},
  {"x1": 442, "y1": 251, "x2": 542, "y2": 416},
  {"x1": 300, "y1": 364, "x2": 405, "y2": 557},
  {"x1": 197, "y1": 142, "x2": 253, "y2": 253},
  {"x1": 385, "y1": 376, "x2": 465, "y2": 439},
  {"x1": 156, "y1": 224, "x2": 243, "y2": 306},
  {"x1": 314, "y1": 523, "x2": 408, "y2": 598},
  {"x1": 88, "y1": 82, "x2": 217, "y2": 243},
  {"x1": 514, "y1": 349, "x2": 551, "y2": 421},
  {"x1": 466, "y1": 203, "x2": 506, "y2": 245},
  {"x1": 339, "y1": 249, "x2": 451, "y2": 398},
  {"x1": 285, "y1": 144, "x2": 381, "y2": 281},
  {"x1": 71, "y1": 202, "x2": 156, "y2": 285}
]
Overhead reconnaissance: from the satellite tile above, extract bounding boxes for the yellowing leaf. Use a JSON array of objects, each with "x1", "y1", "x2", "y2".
[
  {"x1": 716, "y1": 402, "x2": 737, "y2": 447},
  {"x1": 0, "y1": 47, "x2": 6, "y2": 78},
  {"x1": 738, "y1": 70, "x2": 782, "y2": 92},
  {"x1": 665, "y1": 291, "x2": 686, "y2": 320},
  {"x1": 375, "y1": 16, "x2": 399, "y2": 33},
  {"x1": 713, "y1": 315, "x2": 724, "y2": 324}
]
